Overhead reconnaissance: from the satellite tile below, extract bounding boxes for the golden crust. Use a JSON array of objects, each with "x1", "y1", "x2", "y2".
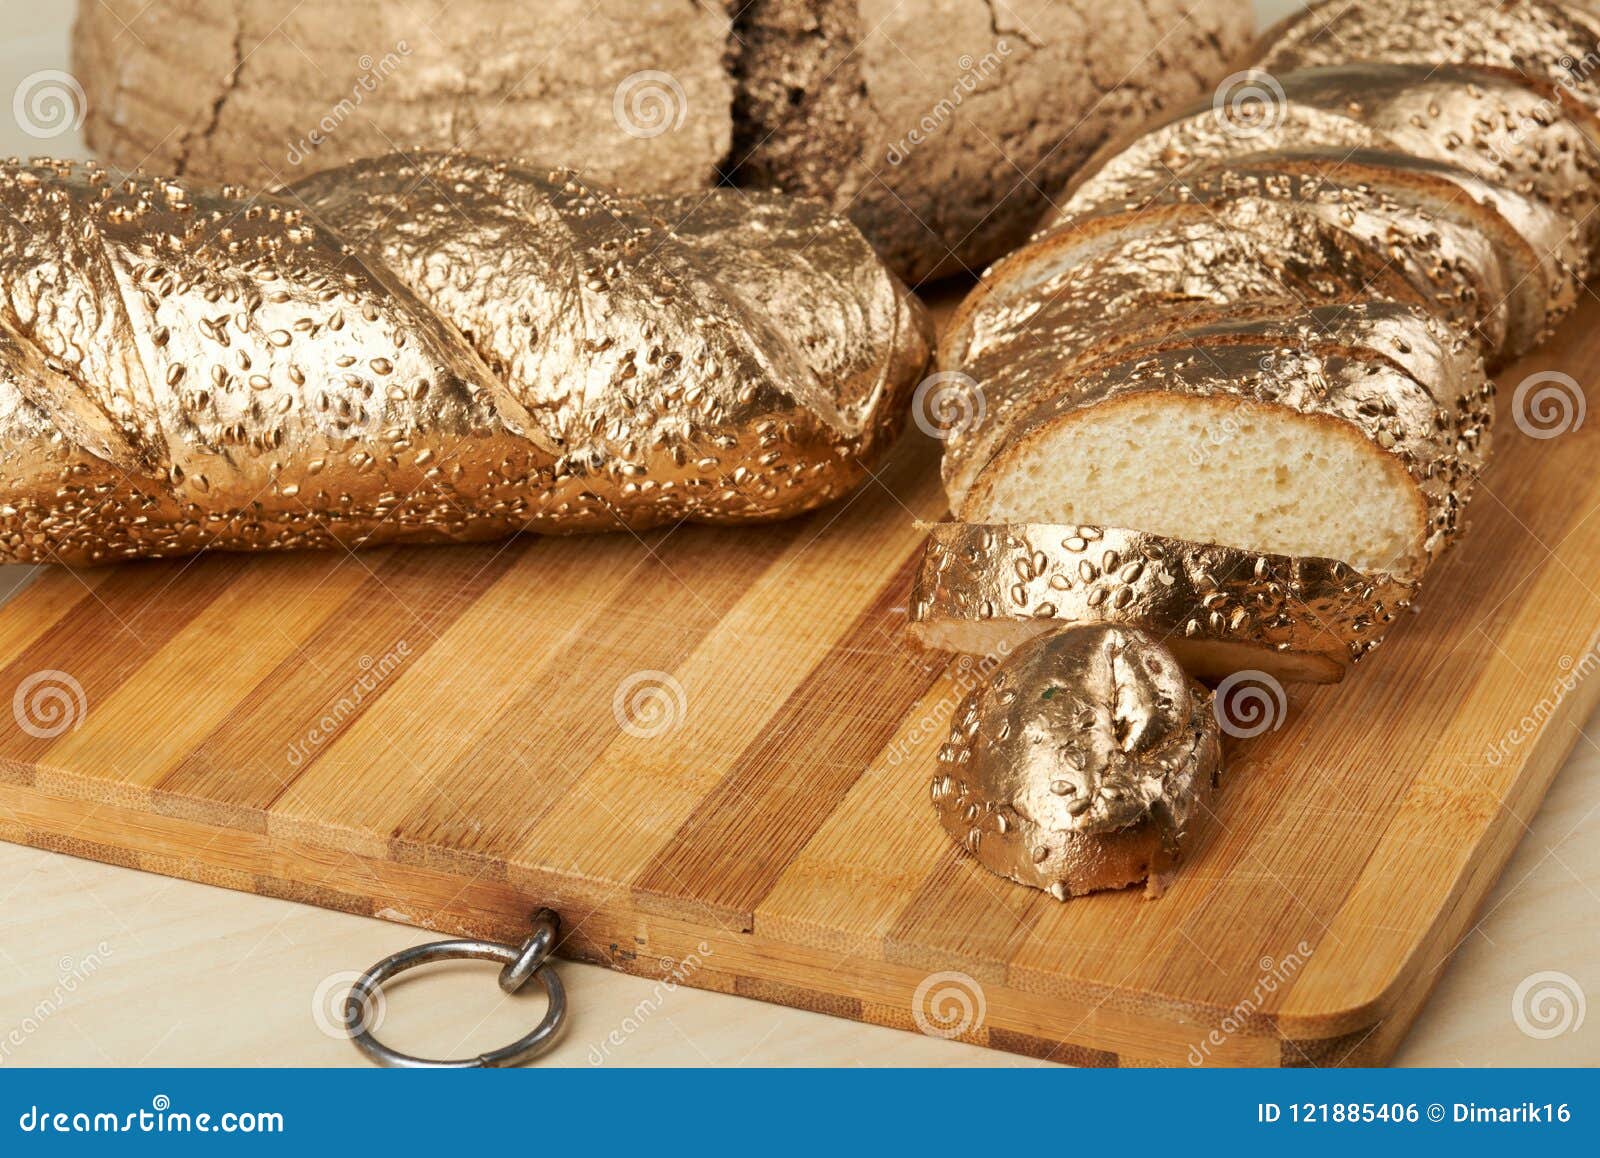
[
  {"x1": 1259, "y1": 0, "x2": 1600, "y2": 122},
  {"x1": 1078, "y1": 163, "x2": 1517, "y2": 359},
  {"x1": 930, "y1": 625, "x2": 1224, "y2": 899},
  {"x1": 0, "y1": 155, "x2": 932, "y2": 566},
  {"x1": 1063, "y1": 63, "x2": 1600, "y2": 259},
  {"x1": 937, "y1": 206, "x2": 1436, "y2": 509},
  {"x1": 909, "y1": 522, "x2": 1420, "y2": 684}
]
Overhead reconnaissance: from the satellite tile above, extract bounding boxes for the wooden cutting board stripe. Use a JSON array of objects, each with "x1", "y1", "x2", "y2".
[
  {"x1": 0, "y1": 555, "x2": 249, "y2": 768},
  {"x1": 159, "y1": 543, "x2": 528, "y2": 823},
  {"x1": 635, "y1": 551, "x2": 942, "y2": 927},
  {"x1": 2, "y1": 308, "x2": 1598, "y2": 1064}
]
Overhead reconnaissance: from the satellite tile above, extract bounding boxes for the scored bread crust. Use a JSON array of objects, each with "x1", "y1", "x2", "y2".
[
  {"x1": 0, "y1": 155, "x2": 931, "y2": 565},
  {"x1": 1258, "y1": 0, "x2": 1600, "y2": 122},
  {"x1": 1061, "y1": 63, "x2": 1600, "y2": 258},
  {"x1": 909, "y1": 522, "x2": 1420, "y2": 684},
  {"x1": 931, "y1": 625, "x2": 1224, "y2": 899},
  {"x1": 959, "y1": 336, "x2": 1494, "y2": 577}
]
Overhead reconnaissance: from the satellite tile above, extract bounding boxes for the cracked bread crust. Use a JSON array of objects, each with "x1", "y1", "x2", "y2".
[
  {"x1": 731, "y1": 0, "x2": 1255, "y2": 283},
  {"x1": 72, "y1": 0, "x2": 1255, "y2": 284},
  {"x1": 74, "y1": 0, "x2": 737, "y2": 193}
]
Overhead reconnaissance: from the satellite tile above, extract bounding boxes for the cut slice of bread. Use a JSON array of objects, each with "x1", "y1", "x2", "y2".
[
  {"x1": 1259, "y1": 0, "x2": 1600, "y2": 122},
  {"x1": 910, "y1": 522, "x2": 1419, "y2": 683},
  {"x1": 1062, "y1": 63, "x2": 1600, "y2": 279},
  {"x1": 958, "y1": 331, "x2": 1493, "y2": 578},
  {"x1": 938, "y1": 203, "x2": 1437, "y2": 507}
]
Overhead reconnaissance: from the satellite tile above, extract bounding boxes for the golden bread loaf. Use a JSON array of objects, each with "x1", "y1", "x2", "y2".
[
  {"x1": 0, "y1": 155, "x2": 931, "y2": 565},
  {"x1": 916, "y1": 0, "x2": 1600, "y2": 898}
]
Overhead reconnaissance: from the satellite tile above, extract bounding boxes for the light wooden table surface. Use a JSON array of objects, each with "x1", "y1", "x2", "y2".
[{"x1": 0, "y1": 0, "x2": 1594, "y2": 1067}]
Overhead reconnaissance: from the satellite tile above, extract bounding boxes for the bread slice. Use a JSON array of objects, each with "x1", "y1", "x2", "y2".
[
  {"x1": 1259, "y1": 0, "x2": 1600, "y2": 123},
  {"x1": 939, "y1": 203, "x2": 1437, "y2": 507},
  {"x1": 910, "y1": 522, "x2": 1419, "y2": 684},
  {"x1": 1062, "y1": 63, "x2": 1600, "y2": 280},
  {"x1": 931, "y1": 625, "x2": 1223, "y2": 899},
  {"x1": 958, "y1": 319, "x2": 1494, "y2": 578}
]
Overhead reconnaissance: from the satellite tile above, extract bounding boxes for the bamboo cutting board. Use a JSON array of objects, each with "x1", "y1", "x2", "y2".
[{"x1": 0, "y1": 302, "x2": 1597, "y2": 1068}]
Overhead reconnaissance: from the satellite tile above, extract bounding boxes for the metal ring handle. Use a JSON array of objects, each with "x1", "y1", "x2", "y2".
[{"x1": 344, "y1": 908, "x2": 566, "y2": 1068}]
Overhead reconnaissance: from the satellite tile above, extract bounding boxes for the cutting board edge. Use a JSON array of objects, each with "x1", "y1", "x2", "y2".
[{"x1": 0, "y1": 765, "x2": 1435, "y2": 1066}]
